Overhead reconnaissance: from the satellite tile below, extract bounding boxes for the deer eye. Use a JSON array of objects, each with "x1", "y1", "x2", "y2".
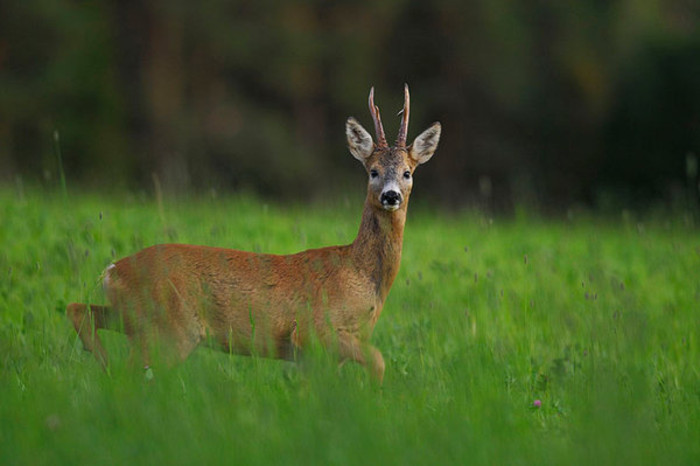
[
  {"x1": 370, "y1": 169, "x2": 379, "y2": 179},
  {"x1": 403, "y1": 171, "x2": 411, "y2": 180}
]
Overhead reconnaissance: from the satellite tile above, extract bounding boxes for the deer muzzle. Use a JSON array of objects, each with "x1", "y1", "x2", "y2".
[{"x1": 380, "y1": 187, "x2": 402, "y2": 211}]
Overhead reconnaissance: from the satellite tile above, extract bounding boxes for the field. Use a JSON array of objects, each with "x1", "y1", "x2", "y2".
[{"x1": 1, "y1": 186, "x2": 699, "y2": 464}]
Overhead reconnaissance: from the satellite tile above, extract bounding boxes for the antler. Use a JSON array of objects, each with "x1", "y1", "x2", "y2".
[
  {"x1": 368, "y1": 87, "x2": 388, "y2": 148},
  {"x1": 396, "y1": 83, "x2": 410, "y2": 148}
]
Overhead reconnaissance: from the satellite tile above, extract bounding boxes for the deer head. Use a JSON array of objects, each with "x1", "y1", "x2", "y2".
[{"x1": 346, "y1": 84, "x2": 441, "y2": 212}]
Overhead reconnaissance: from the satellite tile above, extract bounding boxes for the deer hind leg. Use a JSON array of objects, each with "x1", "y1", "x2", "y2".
[
  {"x1": 125, "y1": 311, "x2": 203, "y2": 371},
  {"x1": 336, "y1": 332, "x2": 385, "y2": 385},
  {"x1": 66, "y1": 303, "x2": 116, "y2": 369}
]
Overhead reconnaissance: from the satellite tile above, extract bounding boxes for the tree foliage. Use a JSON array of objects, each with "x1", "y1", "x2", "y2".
[{"x1": 1, "y1": 0, "x2": 698, "y2": 209}]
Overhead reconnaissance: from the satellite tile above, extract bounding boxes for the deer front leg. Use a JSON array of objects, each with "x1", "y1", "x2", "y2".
[{"x1": 336, "y1": 332, "x2": 385, "y2": 385}]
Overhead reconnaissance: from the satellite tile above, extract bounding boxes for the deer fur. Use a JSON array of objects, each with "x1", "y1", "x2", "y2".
[{"x1": 67, "y1": 85, "x2": 441, "y2": 383}]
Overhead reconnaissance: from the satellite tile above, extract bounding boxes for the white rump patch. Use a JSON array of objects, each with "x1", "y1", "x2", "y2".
[{"x1": 102, "y1": 263, "x2": 116, "y2": 290}]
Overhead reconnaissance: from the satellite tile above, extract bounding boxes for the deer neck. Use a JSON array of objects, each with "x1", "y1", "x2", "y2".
[{"x1": 350, "y1": 196, "x2": 407, "y2": 301}]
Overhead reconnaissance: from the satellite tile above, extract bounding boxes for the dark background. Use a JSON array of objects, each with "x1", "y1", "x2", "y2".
[{"x1": 1, "y1": 0, "x2": 699, "y2": 211}]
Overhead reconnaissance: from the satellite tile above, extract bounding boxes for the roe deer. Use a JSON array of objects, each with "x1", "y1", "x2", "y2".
[{"x1": 67, "y1": 85, "x2": 441, "y2": 383}]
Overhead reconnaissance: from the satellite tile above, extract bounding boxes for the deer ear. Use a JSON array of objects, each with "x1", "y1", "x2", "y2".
[
  {"x1": 346, "y1": 117, "x2": 374, "y2": 162},
  {"x1": 410, "y1": 122, "x2": 441, "y2": 165}
]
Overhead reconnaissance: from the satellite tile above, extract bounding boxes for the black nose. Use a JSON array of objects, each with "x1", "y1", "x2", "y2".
[{"x1": 381, "y1": 190, "x2": 401, "y2": 205}]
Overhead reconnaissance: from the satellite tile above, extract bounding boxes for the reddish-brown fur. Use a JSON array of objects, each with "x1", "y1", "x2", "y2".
[{"x1": 67, "y1": 85, "x2": 441, "y2": 383}]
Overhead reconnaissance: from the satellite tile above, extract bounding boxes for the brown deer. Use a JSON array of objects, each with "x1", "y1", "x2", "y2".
[{"x1": 66, "y1": 85, "x2": 441, "y2": 383}]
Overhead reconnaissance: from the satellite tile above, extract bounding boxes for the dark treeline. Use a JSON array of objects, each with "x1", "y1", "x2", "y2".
[{"x1": 1, "y1": 0, "x2": 699, "y2": 211}]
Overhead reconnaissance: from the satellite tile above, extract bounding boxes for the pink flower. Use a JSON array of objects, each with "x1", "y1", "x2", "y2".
[{"x1": 533, "y1": 399, "x2": 542, "y2": 408}]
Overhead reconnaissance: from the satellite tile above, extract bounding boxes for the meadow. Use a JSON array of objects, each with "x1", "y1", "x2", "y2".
[{"x1": 1, "y1": 186, "x2": 698, "y2": 465}]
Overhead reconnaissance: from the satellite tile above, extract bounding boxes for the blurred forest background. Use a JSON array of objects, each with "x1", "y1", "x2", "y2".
[{"x1": 1, "y1": 0, "x2": 699, "y2": 211}]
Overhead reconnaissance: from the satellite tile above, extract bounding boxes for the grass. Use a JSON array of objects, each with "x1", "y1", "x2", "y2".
[{"x1": 1, "y1": 186, "x2": 699, "y2": 465}]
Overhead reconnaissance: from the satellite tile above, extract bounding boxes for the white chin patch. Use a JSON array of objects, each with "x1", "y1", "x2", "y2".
[{"x1": 382, "y1": 203, "x2": 400, "y2": 212}]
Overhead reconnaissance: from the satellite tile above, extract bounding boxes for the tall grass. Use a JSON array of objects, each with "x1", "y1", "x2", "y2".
[{"x1": 1, "y1": 187, "x2": 698, "y2": 464}]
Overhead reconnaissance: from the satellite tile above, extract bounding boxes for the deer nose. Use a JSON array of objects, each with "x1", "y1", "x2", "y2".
[{"x1": 380, "y1": 190, "x2": 402, "y2": 207}]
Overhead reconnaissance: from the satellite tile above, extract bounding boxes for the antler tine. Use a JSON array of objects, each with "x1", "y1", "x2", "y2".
[
  {"x1": 368, "y1": 87, "x2": 388, "y2": 148},
  {"x1": 396, "y1": 83, "x2": 410, "y2": 148}
]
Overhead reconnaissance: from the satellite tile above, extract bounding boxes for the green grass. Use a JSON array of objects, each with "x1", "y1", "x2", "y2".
[{"x1": 1, "y1": 187, "x2": 699, "y2": 465}]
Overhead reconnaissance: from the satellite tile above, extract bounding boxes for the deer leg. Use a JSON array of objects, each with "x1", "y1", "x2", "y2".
[
  {"x1": 126, "y1": 321, "x2": 200, "y2": 371},
  {"x1": 66, "y1": 303, "x2": 114, "y2": 369},
  {"x1": 336, "y1": 332, "x2": 385, "y2": 385},
  {"x1": 124, "y1": 333, "x2": 150, "y2": 369}
]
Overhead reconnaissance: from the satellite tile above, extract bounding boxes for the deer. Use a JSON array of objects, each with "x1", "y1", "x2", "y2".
[{"x1": 66, "y1": 85, "x2": 441, "y2": 384}]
